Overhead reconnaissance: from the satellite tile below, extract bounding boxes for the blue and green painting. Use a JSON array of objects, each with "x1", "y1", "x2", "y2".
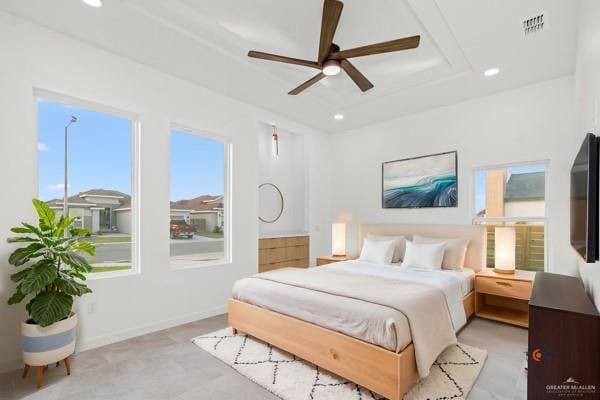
[{"x1": 382, "y1": 151, "x2": 457, "y2": 208}]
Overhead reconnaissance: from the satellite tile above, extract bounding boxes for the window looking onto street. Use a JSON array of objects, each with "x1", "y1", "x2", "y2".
[
  {"x1": 37, "y1": 95, "x2": 137, "y2": 274},
  {"x1": 169, "y1": 128, "x2": 229, "y2": 268}
]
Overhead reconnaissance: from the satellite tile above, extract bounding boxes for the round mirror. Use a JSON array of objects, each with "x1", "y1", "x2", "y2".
[{"x1": 259, "y1": 183, "x2": 284, "y2": 223}]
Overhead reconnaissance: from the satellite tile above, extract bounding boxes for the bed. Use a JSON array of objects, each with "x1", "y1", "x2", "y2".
[{"x1": 228, "y1": 224, "x2": 486, "y2": 400}]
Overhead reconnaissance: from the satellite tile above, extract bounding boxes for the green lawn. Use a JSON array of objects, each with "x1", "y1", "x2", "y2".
[
  {"x1": 197, "y1": 232, "x2": 224, "y2": 239},
  {"x1": 86, "y1": 235, "x2": 131, "y2": 244},
  {"x1": 89, "y1": 265, "x2": 131, "y2": 273}
]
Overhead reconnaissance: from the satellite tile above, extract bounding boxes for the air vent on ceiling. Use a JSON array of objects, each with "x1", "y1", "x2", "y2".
[{"x1": 523, "y1": 14, "x2": 544, "y2": 35}]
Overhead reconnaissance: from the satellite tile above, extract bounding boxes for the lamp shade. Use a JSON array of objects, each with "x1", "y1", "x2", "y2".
[
  {"x1": 494, "y1": 227, "x2": 516, "y2": 274},
  {"x1": 332, "y1": 223, "x2": 346, "y2": 256}
]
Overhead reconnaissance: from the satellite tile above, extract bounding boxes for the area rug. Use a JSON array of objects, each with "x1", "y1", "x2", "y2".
[{"x1": 192, "y1": 328, "x2": 487, "y2": 400}]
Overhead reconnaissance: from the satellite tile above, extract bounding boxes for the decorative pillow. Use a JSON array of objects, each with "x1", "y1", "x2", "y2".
[
  {"x1": 401, "y1": 241, "x2": 446, "y2": 270},
  {"x1": 359, "y1": 238, "x2": 396, "y2": 264},
  {"x1": 413, "y1": 235, "x2": 469, "y2": 270},
  {"x1": 366, "y1": 233, "x2": 407, "y2": 263}
]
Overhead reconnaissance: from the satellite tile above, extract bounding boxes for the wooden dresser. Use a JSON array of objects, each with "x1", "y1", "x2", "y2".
[
  {"x1": 258, "y1": 235, "x2": 309, "y2": 272},
  {"x1": 528, "y1": 272, "x2": 600, "y2": 399}
]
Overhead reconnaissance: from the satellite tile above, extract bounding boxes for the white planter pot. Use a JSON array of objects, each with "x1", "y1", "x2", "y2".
[{"x1": 21, "y1": 313, "x2": 77, "y2": 367}]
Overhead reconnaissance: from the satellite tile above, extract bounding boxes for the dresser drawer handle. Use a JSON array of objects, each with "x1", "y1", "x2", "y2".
[{"x1": 495, "y1": 281, "x2": 512, "y2": 286}]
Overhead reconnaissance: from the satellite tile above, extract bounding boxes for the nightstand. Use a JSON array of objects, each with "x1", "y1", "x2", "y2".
[
  {"x1": 475, "y1": 268, "x2": 536, "y2": 328},
  {"x1": 316, "y1": 255, "x2": 356, "y2": 266}
]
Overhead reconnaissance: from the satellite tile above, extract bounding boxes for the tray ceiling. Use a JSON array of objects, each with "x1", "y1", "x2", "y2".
[{"x1": 0, "y1": 0, "x2": 580, "y2": 133}]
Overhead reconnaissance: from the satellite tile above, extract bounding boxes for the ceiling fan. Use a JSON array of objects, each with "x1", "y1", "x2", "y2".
[{"x1": 247, "y1": 0, "x2": 420, "y2": 95}]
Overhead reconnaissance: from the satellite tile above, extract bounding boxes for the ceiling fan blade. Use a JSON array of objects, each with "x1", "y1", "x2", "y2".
[
  {"x1": 340, "y1": 59, "x2": 373, "y2": 92},
  {"x1": 288, "y1": 73, "x2": 326, "y2": 95},
  {"x1": 248, "y1": 51, "x2": 321, "y2": 70},
  {"x1": 318, "y1": 0, "x2": 344, "y2": 63},
  {"x1": 329, "y1": 35, "x2": 420, "y2": 59}
]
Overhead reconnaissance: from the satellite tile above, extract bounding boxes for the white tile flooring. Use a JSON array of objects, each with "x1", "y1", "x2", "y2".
[{"x1": 0, "y1": 315, "x2": 527, "y2": 400}]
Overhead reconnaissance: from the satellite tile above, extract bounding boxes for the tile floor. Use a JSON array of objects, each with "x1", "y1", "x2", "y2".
[{"x1": 0, "y1": 315, "x2": 527, "y2": 400}]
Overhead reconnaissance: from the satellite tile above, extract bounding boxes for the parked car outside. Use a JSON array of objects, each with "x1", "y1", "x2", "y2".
[{"x1": 170, "y1": 220, "x2": 195, "y2": 239}]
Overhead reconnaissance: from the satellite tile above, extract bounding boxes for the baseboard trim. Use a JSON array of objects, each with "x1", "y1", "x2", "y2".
[
  {"x1": 0, "y1": 304, "x2": 227, "y2": 374},
  {"x1": 76, "y1": 304, "x2": 228, "y2": 352}
]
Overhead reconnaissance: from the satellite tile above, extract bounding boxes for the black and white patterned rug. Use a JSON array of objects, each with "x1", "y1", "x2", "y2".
[{"x1": 192, "y1": 328, "x2": 487, "y2": 400}]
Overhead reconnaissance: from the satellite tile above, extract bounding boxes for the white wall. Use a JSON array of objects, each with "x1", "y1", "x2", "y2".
[
  {"x1": 0, "y1": 12, "x2": 330, "y2": 372},
  {"x1": 258, "y1": 125, "x2": 307, "y2": 235},
  {"x1": 574, "y1": 0, "x2": 600, "y2": 309},
  {"x1": 330, "y1": 77, "x2": 577, "y2": 276}
]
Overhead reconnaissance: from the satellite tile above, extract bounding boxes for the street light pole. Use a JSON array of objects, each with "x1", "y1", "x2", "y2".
[{"x1": 63, "y1": 116, "x2": 77, "y2": 232}]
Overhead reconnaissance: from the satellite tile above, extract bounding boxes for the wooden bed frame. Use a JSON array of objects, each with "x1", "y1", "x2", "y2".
[
  {"x1": 229, "y1": 292, "x2": 474, "y2": 400},
  {"x1": 229, "y1": 224, "x2": 485, "y2": 399}
]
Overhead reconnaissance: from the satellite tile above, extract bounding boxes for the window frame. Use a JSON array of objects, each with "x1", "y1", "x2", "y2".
[
  {"x1": 471, "y1": 159, "x2": 550, "y2": 272},
  {"x1": 34, "y1": 88, "x2": 141, "y2": 280},
  {"x1": 168, "y1": 123, "x2": 232, "y2": 270}
]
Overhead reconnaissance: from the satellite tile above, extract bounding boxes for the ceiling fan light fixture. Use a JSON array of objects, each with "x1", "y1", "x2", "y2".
[
  {"x1": 484, "y1": 67, "x2": 500, "y2": 77},
  {"x1": 322, "y1": 60, "x2": 341, "y2": 76},
  {"x1": 82, "y1": 0, "x2": 103, "y2": 7}
]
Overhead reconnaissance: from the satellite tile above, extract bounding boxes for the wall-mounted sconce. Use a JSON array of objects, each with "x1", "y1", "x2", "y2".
[{"x1": 271, "y1": 125, "x2": 279, "y2": 157}]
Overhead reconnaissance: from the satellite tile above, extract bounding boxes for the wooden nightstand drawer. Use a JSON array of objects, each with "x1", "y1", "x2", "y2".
[
  {"x1": 316, "y1": 255, "x2": 356, "y2": 266},
  {"x1": 476, "y1": 277, "x2": 532, "y2": 300}
]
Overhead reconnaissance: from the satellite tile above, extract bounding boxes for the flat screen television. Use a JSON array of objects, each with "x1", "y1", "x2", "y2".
[{"x1": 570, "y1": 132, "x2": 599, "y2": 262}]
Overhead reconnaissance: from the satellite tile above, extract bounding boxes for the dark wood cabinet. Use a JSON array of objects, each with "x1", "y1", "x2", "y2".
[{"x1": 528, "y1": 272, "x2": 600, "y2": 399}]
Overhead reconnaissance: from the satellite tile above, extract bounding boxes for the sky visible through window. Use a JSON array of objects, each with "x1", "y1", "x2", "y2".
[
  {"x1": 170, "y1": 131, "x2": 224, "y2": 201},
  {"x1": 37, "y1": 99, "x2": 132, "y2": 201},
  {"x1": 38, "y1": 100, "x2": 225, "y2": 202},
  {"x1": 474, "y1": 164, "x2": 546, "y2": 215}
]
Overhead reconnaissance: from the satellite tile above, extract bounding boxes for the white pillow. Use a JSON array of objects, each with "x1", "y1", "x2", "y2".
[
  {"x1": 413, "y1": 235, "x2": 469, "y2": 270},
  {"x1": 366, "y1": 234, "x2": 406, "y2": 263},
  {"x1": 401, "y1": 241, "x2": 446, "y2": 270},
  {"x1": 359, "y1": 238, "x2": 396, "y2": 264}
]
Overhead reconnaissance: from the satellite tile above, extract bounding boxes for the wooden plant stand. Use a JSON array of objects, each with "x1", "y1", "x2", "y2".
[{"x1": 22, "y1": 356, "x2": 71, "y2": 389}]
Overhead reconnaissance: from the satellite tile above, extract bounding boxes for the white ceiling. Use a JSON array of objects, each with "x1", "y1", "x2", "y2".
[{"x1": 0, "y1": 0, "x2": 580, "y2": 133}]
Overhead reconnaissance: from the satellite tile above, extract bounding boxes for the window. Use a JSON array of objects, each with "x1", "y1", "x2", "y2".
[
  {"x1": 36, "y1": 92, "x2": 138, "y2": 275},
  {"x1": 169, "y1": 127, "x2": 230, "y2": 268},
  {"x1": 473, "y1": 162, "x2": 547, "y2": 271}
]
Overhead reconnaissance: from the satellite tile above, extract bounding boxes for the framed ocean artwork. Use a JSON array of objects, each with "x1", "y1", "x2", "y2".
[{"x1": 382, "y1": 151, "x2": 458, "y2": 208}]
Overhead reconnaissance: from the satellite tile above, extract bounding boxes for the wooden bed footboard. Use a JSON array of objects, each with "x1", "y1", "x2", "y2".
[
  {"x1": 228, "y1": 291, "x2": 474, "y2": 400},
  {"x1": 228, "y1": 299, "x2": 418, "y2": 400}
]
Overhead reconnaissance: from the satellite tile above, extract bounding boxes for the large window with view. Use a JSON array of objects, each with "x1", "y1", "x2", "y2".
[
  {"x1": 473, "y1": 162, "x2": 547, "y2": 272},
  {"x1": 169, "y1": 128, "x2": 229, "y2": 268},
  {"x1": 37, "y1": 93, "x2": 137, "y2": 275}
]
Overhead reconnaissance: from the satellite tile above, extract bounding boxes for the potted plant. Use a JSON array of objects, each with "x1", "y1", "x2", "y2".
[{"x1": 6, "y1": 199, "x2": 95, "y2": 388}]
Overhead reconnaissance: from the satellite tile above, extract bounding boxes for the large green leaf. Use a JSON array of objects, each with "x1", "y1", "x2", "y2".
[
  {"x1": 55, "y1": 216, "x2": 76, "y2": 238},
  {"x1": 55, "y1": 276, "x2": 92, "y2": 296},
  {"x1": 8, "y1": 243, "x2": 45, "y2": 266},
  {"x1": 67, "y1": 241, "x2": 95, "y2": 256},
  {"x1": 10, "y1": 267, "x2": 33, "y2": 283},
  {"x1": 32, "y1": 199, "x2": 56, "y2": 233},
  {"x1": 7, "y1": 236, "x2": 39, "y2": 243},
  {"x1": 21, "y1": 223, "x2": 44, "y2": 238},
  {"x1": 7, "y1": 285, "x2": 26, "y2": 305},
  {"x1": 60, "y1": 252, "x2": 91, "y2": 270},
  {"x1": 20, "y1": 260, "x2": 58, "y2": 294},
  {"x1": 30, "y1": 291, "x2": 73, "y2": 327}
]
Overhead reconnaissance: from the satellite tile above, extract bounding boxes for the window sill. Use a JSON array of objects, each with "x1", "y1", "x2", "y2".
[
  {"x1": 86, "y1": 268, "x2": 140, "y2": 280},
  {"x1": 170, "y1": 258, "x2": 231, "y2": 271}
]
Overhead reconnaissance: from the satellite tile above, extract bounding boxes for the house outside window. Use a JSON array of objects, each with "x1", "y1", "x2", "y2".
[
  {"x1": 473, "y1": 162, "x2": 548, "y2": 272},
  {"x1": 36, "y1": 91, "x2": 139, "y2": 276},
  {"x1": 169, "y1": 126, "x2": 230, "y2": 269}
]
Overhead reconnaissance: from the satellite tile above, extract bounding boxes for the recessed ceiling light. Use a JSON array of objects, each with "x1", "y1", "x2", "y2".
[
  {"x1": 82, "y1": 0, "x2": 103, "y2": 8},
  {"x1": 334, "y1": 114, "x2": 344, "y2": 120},
  {"x1": 484, "y1": 68, "x2": 500, "y2": 77}
]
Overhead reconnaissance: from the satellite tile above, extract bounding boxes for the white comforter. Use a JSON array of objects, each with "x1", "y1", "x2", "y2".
[
  {"x1": 326, "y1": 261, "x2": 468, "y2": 331},
  {"x1": 232, "y1": 260, "x2": 470, "y2": 354}
]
